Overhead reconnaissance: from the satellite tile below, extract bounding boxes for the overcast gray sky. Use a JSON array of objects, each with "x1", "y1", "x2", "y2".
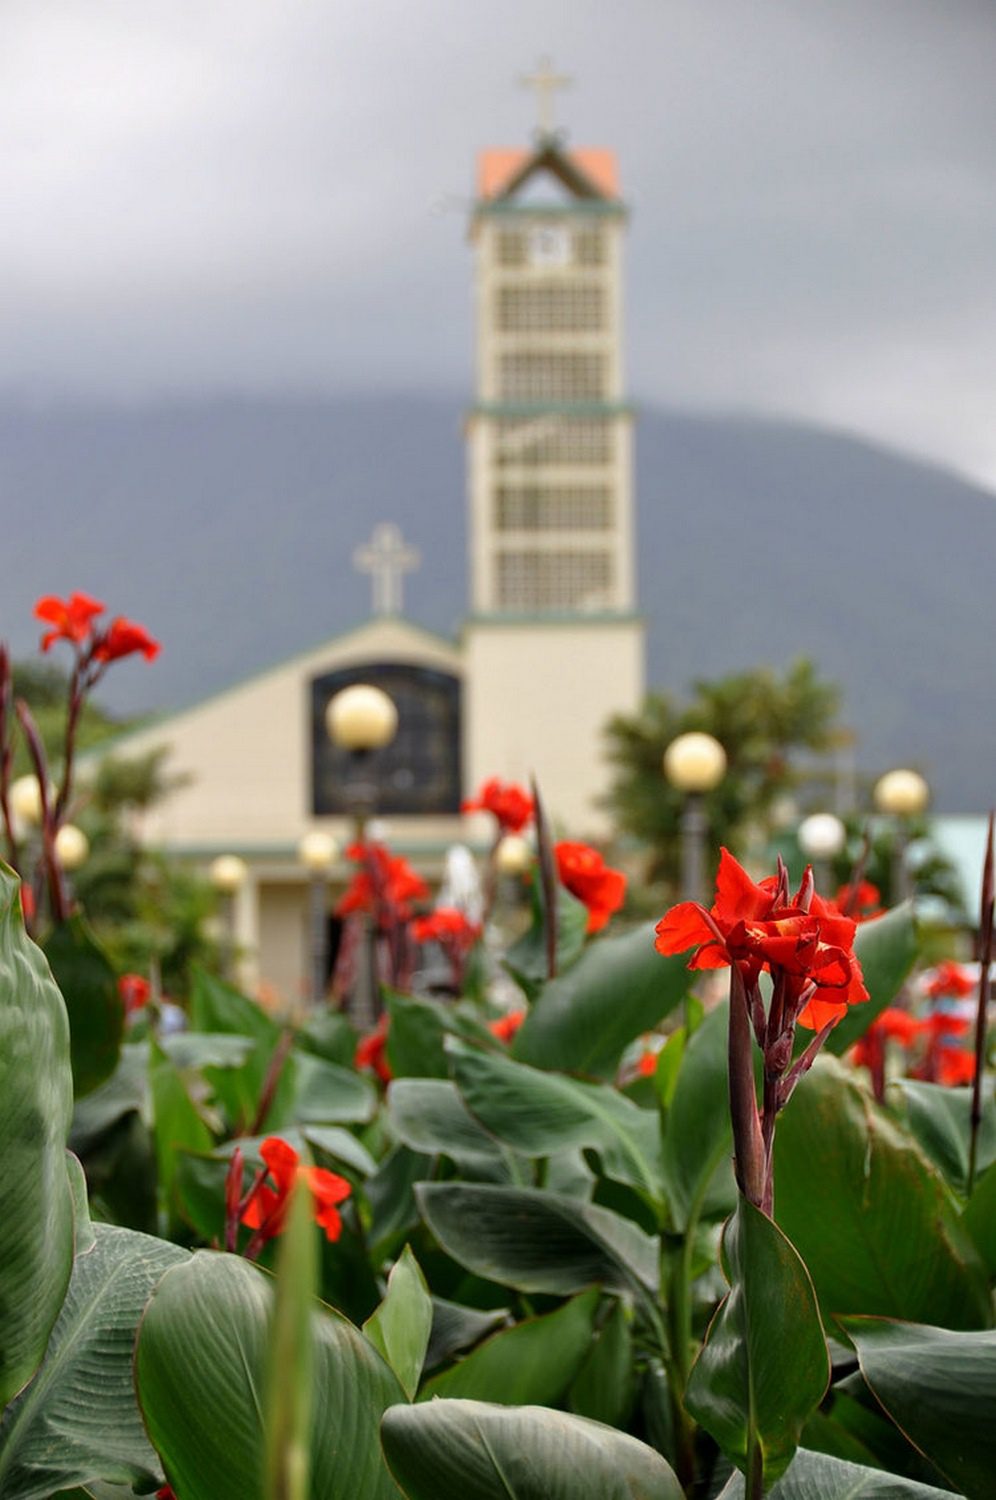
[{"x1": 3, "y1": 0, "x2": 995, "y2": 487}]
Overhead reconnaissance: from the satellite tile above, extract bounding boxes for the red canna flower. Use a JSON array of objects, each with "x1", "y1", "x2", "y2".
[
  {"x1": 834, "y1": 881, "x2": 884, "y2": 922},
  {"x1": 925, "y1": 959, "x2": 976, "y2": 999},
  {"x1": 355, "y1": 1015, "x2": 392, "y2": 1083},
  {"x1": 19, "y1": 884, "x2": 35, "y2": 923},
  {"x1": 93, "y1": 616, "x2": 160, "y2": 662},
  {"x1": 240, "y1": 1136, "x2": 351, "y2": 1244},
  {"x1": 462, "y1": 777, "x2": 534, "y2": 834},
  {"x1": 34, "y1": 591, "x2": 105, "y2": 651},
  {"x1": 412, "y1": 906, "x2": 481, "y2": 957},
  {"x1": 489, "y1": 1008, "x2": 526, "y2": 1043},
  {"x1": 156, "y1": 1488, "x2": 176, "y2": 1499},
  {"x1": 655, "y1": 847, "x2": 868, "y2": 1032},
  {"x1": 118, "y1": 973, "x2": 151, "y2": 1014},
  {"x1": 935, "y1": 1045, "x2": 977, "y2": 1086},
  {"x1": 554, "y1": 841, "x2": 627, "y2": 934},
  {"x1": 637, "y1": 1046, "x2": 659, "y2": 1077},
  {"x1": 337, "y1": 842, "x2": 428, "y2": 924},
  {"x1": 851, "y1": 1006, "x2": 924, "y2": 1097},
  {"x1": 658, "y1": 849, "x2": 868, "y2": 1216}
]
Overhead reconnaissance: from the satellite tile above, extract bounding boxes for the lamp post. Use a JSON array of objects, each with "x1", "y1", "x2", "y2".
[
  {"x1": 663, "y1": 732, "x2": 727, "y2": 901},
  {"x1": 298, "y1": 831, "x2": 338, "y2": 1006},
  {"x1": 325, "y1": 684, "x2": 398, "y2": 1029},
  {"x1": 209, "y1": 854, "x2": 248, "y2": 981},
  {"x1": 797, "y1": 812, "x2": 846, "y2": 896},
  {"x1": 874, "y1": 768, "x2": 929, "y2": 905}
]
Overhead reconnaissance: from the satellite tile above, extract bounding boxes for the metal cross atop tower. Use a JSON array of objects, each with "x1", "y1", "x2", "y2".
[
  {"x1": 520, "y1": 56, "x2": 572, "y2": 136},
  {"x1": 353, "y1": 522, "x2": 420, "y2": 616}
]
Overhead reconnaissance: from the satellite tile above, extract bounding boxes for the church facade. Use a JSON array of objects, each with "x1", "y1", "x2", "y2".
[{"x1": 109, "y1": 98, "x2": 645, "y2": 1002}]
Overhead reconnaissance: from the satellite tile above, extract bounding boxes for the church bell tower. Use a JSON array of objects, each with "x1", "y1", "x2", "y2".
[{"x1": 463, "y1": 64, "x2": 645, "y2": 834}]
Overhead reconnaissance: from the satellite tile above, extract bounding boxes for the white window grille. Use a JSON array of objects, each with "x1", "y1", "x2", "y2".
[
  {"x1": 495, "y1": 283, "x2": 605, "y2": 333},
  {"x1": 498, "y1": 351, "x2": 606, "y2": 401},
  {"x1": 495, "y1": 550, "x2": 615, "y2": 610},
  {"x1": 494, "y1": 485, "x2": 613, "y2": 531}
]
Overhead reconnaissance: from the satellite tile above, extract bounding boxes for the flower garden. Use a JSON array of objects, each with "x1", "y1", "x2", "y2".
[{"x1": 0, "y1": 596, "x2": 993, "y2": 1500}]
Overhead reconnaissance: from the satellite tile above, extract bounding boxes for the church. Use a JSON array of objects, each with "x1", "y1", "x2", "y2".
[{"x1": 111, "y1": 71, "x2": 646, "y2": 1001}]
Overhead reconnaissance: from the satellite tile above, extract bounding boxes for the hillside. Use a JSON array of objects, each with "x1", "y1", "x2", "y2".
[{"x1": 1, "y1": 395, "x2": 993, "y2": 810}]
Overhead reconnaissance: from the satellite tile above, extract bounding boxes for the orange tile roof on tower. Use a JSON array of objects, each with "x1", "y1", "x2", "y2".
[{"x1": 477, "y1": 145, "x2": 620, "y2": 201}]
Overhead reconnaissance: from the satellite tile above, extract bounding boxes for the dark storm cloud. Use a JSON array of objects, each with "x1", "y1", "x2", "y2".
[{"x1": 1, "y1": 0, "x2": 994, "y2": 484}]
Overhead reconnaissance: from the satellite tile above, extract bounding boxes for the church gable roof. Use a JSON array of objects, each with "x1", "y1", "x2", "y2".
[{"x1": 477, "y1": 141, "x2": 620, "y2": 204}]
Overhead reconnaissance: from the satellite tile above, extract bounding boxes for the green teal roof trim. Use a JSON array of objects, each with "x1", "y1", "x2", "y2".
[{"x1": 473, "y1": 201, "x2": 627, "y2": 220}]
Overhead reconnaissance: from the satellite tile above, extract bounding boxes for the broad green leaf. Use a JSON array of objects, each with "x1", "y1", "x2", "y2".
[
  {"x1": 381, "y1": 1399, "x2": 683, "y2": 1500},
  {"x1": 0, "y1": 1224, "x2": 187, "y2": 1499},
  {"x1": 774, "y1": 1060, "x2": 991, "y2": 1328},
  {"x1": 893, "y1": 1078, "x2": 996, "y2": 1193},
  {"x1": 963, "y1": 1161, "x2": 996, "y2": 1273},
  {"x1": 189, "y1": 967, "x2": 292, "y2": 1127},
  {"x1": 69, "y1": 1044, "x2": 147, "y2": 1155},
  {"x1": 0, "y1": 866, "x2": 75, "y2": 1412},
  {"x1": 365, "y1": 1145, "x2": 433, "y2": 1253},
  {"x1": 685, "y1": 1196, "x2": 830, "y2": 1487},
  {"x1": 149, "y1": 1040, "x2": 214, "y2": 1217},
  {"x1": 503, "y1": 881, "x2": 590, "y2": 998},
  {"x1": 569, "y1": 1298, "x2": 636, "y2": 1429},
  {"x1": 304, "y1": 1124, "x2": 377, "y2": 1179},
  {"x1": 283, "y1": 1050, "x2": 377, "y2": 1125},
  {"x1": 416, "y1": 1183, "x2": 659, "y2": 1303},
  {"x1": 717, "y1": 1446, "x2": 955, "y2": 1498},
  {"x1": 449, "y1": 1042, "x2": 664, "y2": 1200},
  {"x1": 190, "y1": 965, "x2": 281, "y2": 1053},
  {"x1": 387, "y1": 1077, "x2": 518, "y2": 1181},
  {"x1": 421, "y1": 1289, "x2": 599, "y2": 1405},
  {"x1": 386, "y1": 992, "x2": 449, "y2": 1078},
  {"x1": 825, "y1": 905, "x2": 919, "y2": 1055},
  {"x1": 136, "y1": 1251, "x2": 404, "y2": 1500},
  {"x1": 297, "y1": 1009, "x2": 358, "y2": 1068},
  {"x1": 424, "y1": 1299, "x2": 510, "y2": 1374},
  {"x1": 513, "y1": 923, "x2": 690, "y2": 1078},
  {"x1": 660, "y1": 1001, "x2": 735, "y2": 1230},
  {"x1": 66, "y1": 1152, "x2": 96, "y2": 1254},
  {"x1": 44, "y1": 917, "x2": 123, "y2": 1099},
  {"x1": 159, "y1": 1032, "x2": 255, "y2": 1072},
  {"x1": 842, "y1": 1317, "x2": 996, "y2": 1500},
  {"x1": 364, "y1": 1246, "x2": 433, "y2": 1401},
  {"x1": 383, "y1": 993, "x2": 494, "y2": 1080},
  {"x1": 264, "y1": 1180, "x2": 316, "y2": 1500}
]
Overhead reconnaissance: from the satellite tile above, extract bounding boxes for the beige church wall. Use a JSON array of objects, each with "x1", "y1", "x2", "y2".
[
  {"x1": 463, "y1": 617, "x2": 644, "y2": 837},
  {"x1": 255, "y1": 880, "x2": 310, "y2": 1008},
  {"x1": 92, "y1": 617, "x2": 465, "y2": 854}
]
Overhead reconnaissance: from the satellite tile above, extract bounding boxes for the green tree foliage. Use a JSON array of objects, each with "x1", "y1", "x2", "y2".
[
  {"x1": 12, "y1": 659, "x2": 218, "y2": 991},
  {"x1": 604, "y1": 659, "x2": 840, "y2": 887}
]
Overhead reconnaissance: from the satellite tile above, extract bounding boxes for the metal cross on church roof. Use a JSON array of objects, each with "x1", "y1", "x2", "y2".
[
  {"x1": 353, "y1": 522, "x2": 421, "y2": 616},
  {"x1": 520, "y1": 56, "x2": 573, "y2": 136}
]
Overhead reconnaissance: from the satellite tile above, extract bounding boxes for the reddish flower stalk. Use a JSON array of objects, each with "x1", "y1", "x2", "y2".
[
  {"x1": 851, "y1": 1007, "x2": 923, "y2": 1102},
  {"x1": 968, "y1": 811, "x2": 994, "y2": 1194},
  {"x1": 656, "y1": 848, "x2": 868, "y2": 1216},
  {"x1": 249, "y1": 1028, "x2": 295, "y2": 1136},
  {"x1": 462, "y1": 777, "x2": 532, "y2": 923}
]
